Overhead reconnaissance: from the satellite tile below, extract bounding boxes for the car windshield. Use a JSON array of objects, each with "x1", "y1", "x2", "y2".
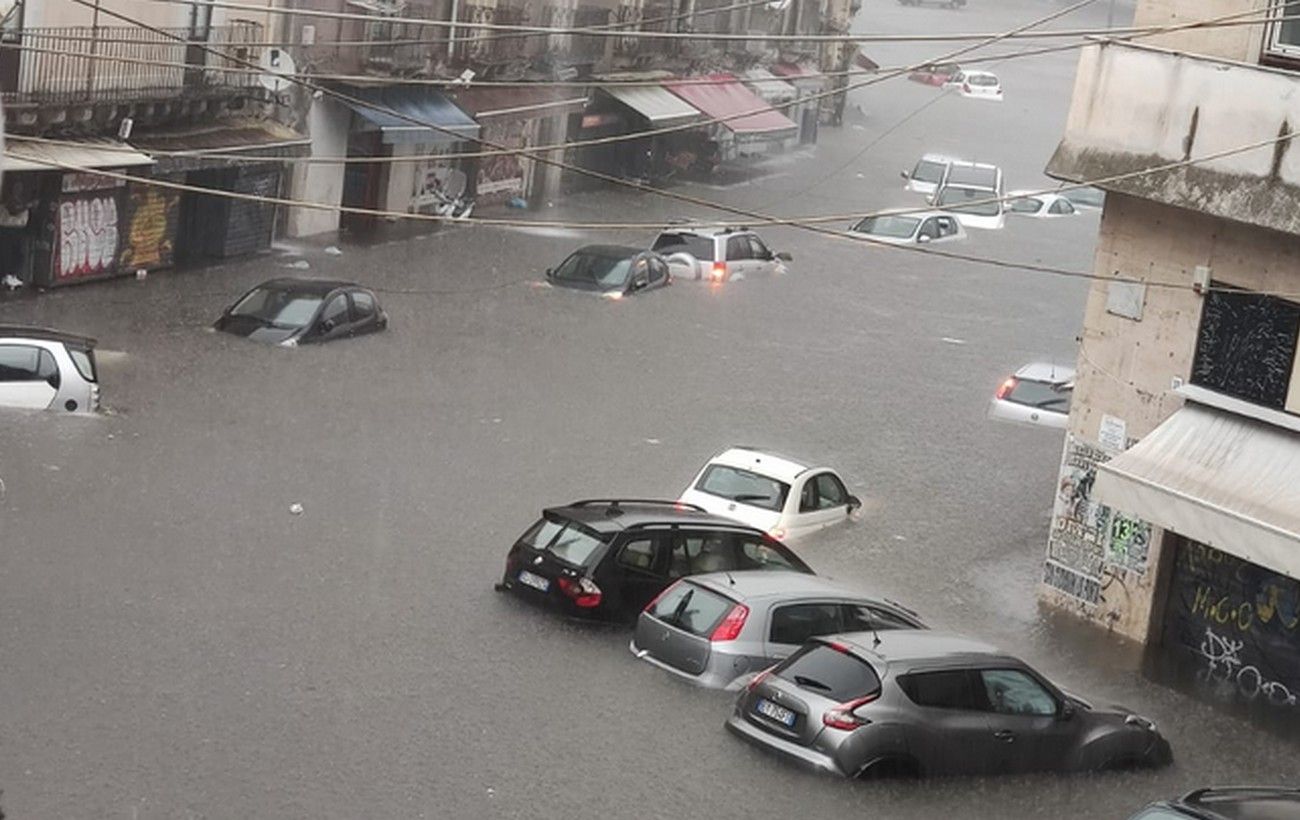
[
  {"x1": 695, "y1": 464, "x2": 790, "y2": 512},
  {"x1": 230, "y1": 287, "x2": 324, "y2": 329},
  {"x1": 912, "y1": 160, "x2": 946, "y2": 184},
  {"x1": 775, "y1": 643, "x2": 882, "y2": 701},
  {"x1": 1007, "y1": 379, "x2": 1072, "y2": 411},
  {"x1": 945, "y1": 165, "x2": 998, "y2": 188},
  {"x1": 519, "y1": 516, "x2": 606, "y2": 566},
  {"x1": 854, "y1": 215, "x2": 919, "y2": 238},
  {"x1": 1067, "y1": 186, "x2": 1105, "y2": 207},
  {"x1": 553, "y1": 250, "x2": 634, "y2": 288},
  {"x1": 937, "y1": 186, "x2": 1001, "y2": 217},
  {"x1": 651, "y1": 233, "x2": 714, "y2": 260}
]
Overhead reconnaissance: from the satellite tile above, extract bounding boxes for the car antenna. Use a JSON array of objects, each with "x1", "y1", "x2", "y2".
[
  {"x1": 870, "y1": 620, "x2": 882, "y2": 648},
  {"x1": 726, "y1": 571, "x2": 735, "y2": 586}
]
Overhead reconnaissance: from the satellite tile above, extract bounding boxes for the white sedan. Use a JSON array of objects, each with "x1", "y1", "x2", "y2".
[
  {"x1": 948, "y1": 70, "x2": 1003, "y2": 101},
  {"x1": 1006, "y1": 191, "x2": 1078, "y2": 218},
  {"x1": 849, "y1": 210, "x2": 967, "y2": 245},
  {"x1": 679, "y1": 447, "x2": 860, "y2": 543}
]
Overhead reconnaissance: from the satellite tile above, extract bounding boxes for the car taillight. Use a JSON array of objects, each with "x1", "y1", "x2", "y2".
[
  {"x1": 711, "y1": 262, "x2": 726, "y2": 281},
  {"x1": 644, "y1": 580, "x2": 681, "y2": 613},
  {"x1": 710, "y1": 603, "x2": 749, "y2": 642},
  {"x1": 556, "y1": 576, "x2": 602, "y2": 608},
  {"x1": 995, "y1": 377, "x2": 1017, "y2": 400},
  {"x1": 769, "y1": 526, "x2": 787, "y2": 541},
  {"x1": 746, "y1": 666, "x2": 774, "y2": 692},
  {"x1": 823, "y1": 693, "x2": 879, "y2": 731}
]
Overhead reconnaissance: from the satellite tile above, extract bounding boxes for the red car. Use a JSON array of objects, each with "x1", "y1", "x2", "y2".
[{"x1": 908, "y1": 62, "x2": 961, "y2": 86}]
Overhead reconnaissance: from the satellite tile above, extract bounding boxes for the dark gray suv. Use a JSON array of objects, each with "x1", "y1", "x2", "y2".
[{"x1": 726, "y1": 630, "x2": 1172, "y2": 778}]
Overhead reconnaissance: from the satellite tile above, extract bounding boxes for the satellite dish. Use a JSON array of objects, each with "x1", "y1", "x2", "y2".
[{"x1": 259, "y1": 48, "x2": 296, "y2": 93}]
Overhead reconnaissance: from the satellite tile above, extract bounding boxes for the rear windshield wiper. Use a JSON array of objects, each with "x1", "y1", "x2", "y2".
[
  {"x1": 732, "y1": 494, "x2": 772, "y2": 503},
  {"x1": 792, "y1": 675, "x2": 833, "y2": 692}
]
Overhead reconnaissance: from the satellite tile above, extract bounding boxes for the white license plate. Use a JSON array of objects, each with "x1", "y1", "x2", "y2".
[
  {"x1": 755, "y1": 697, "x2": 796, "y2": 727},
  {"x1": 517, "y1": 570, "x2": 550, "y2": 592}
]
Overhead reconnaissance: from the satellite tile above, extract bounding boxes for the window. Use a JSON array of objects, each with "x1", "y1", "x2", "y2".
[
  {"x1": 617, "y1": 537, "x2": 657, "y2": 571},
  {"x1": 935, "y1": 216, "x2": 958, "y2": 237},
  {"x1": 853, "y1": 215, "x2": 920, "y2": 239},
  {"x1": 668, "y1": 533, "x2": 733, "y2": 577},
  {"x1": 320, "y1": 295, "x2": 349, "y2": 328},
  {"x1": 68, "y1": 347, "x2": 97, "y2": 383},
  {"x1": 648, "y1": 582, "x2": 734, "y2": 636},
  {"x1": 1191, "y1": 285, "x2": 1300, "y2": 413},
  {"x1": 770, "y1": 603, "x2": 842, "y2": 645},
  {"x1": 1266, "y1": 0, "x2": 1300, "y2": 60},
  {"x1": 351, "y1": 291, "x2": 377, "y2": 320},
  {"x1": 775, "y1": 644, "x2": 881, "y2": 701},
  {"x1": 900, "y1": 670, "x2": 979, "y2": 710},
  {"x1": 1048, "y1": 199, "x2": 1074, "y2": 215},
  {"x1": 518, "y1": 517, "x2": 606, "y2": 566},
  {"x1": 843, "y1": 603, "x2": 916, "y2": 631},
  {"x1": 746, "y1": 236, "x2": 771, "y2": 260},
  {"x1": 911, "y1": 160, "x2": 946, "y2": 184},
  {"x1": 694, "y1": 464, "x2": 790, "y2": 512},
  {"x1": 1008, "y1": 197, "x2": 1041, "y2": 214},
  {"x1": 917, "y1": 219, "x2": 940, "y2": 240},
  {"x1": 813, "y1": 473, "x2": 848, "y2": 509},
  {"x1": 552, "y1": 250, "x2": 633, "y2": 288},
  {"x1": 1005, "y1": 379, "x2": 1071, "y2": 412},
  {"x1": 519, "y1": 517, "x2": 564, "y2": 550},
  {"x1": 651, "y1": 233, "x2": 713, "y2": 260},
  {"x1": 737, "y1": 537, "x2": 801, "y2": 571},
  {"x1": 648, "y1": 257, "x2": 668, "y2": 283},
  {"x1": 980, "y1": 669, "x2": 1058, "y2": 717},
  {"x1": 230, "y1": 287, "x2": 323, "y2": 329},
  {"x1": 937, "y1": 186, "x2": 1001, "y2": 217},
  {"x1": 0, "y1": 345, "x2": 56, "y2": 384},
  {"x1": 726, "y1": 236, "x2": 751, "y2": 261}
]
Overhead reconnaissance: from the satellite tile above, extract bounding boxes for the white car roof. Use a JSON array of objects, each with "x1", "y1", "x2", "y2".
[
  {"x1": 963, "y1": 70, "x2": 999, "y2": 80},
  {"x1": 708, "y1": 447, "x2": 813, "y2": 484},
  {"x1": 657, "y1": 226, "x2": 754, "y2": 238},
  {"x1": 919, "y1": 153, "x2": 959, "y2": 164},
  {"x1": 1015, "y1": 362, "x2": 1076, "y2": 383},
  {"x1": 1009, "y1": 190, "x2": 1064, "y2": 201}
]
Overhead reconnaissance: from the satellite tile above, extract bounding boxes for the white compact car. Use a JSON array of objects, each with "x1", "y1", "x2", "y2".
[
  {"x1": 949, "y1": 70, "x2": 1003, "y2": 101},
  {"x1": 0, "y1": 325, "x2": 100, "y2": 414},
  {"x1": 900, "y1": 154, "x2": 957, "y2": 198},
  {"x1": 850, "y1": 210, "x2": 966, "y2": 245},
  {"x1": 987, "y1": 363, "x2": 1075, "y2": 429},
  {"x1": 1007, "y1": 191, "x2": 1078, "y2": 218},
  {"x1": 679, "y1": 447, "x2": 860, "y2": 543}
]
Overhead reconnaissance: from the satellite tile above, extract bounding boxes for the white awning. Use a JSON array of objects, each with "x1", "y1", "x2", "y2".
[
  {"x1": 741, "y1": 68, "x2": 798, "y2": 104},
  {"x1": 1093, "y1": 402, "x2": 1300, "y2": 578},
  {"x1": 4, "y1": 138, "x2": 154, "y2": 173},
  {"x1": 601, "y1": 85, "x2": 704, "y2": 127}
]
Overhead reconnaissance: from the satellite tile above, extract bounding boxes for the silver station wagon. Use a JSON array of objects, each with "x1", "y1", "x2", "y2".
[{"x1": 630, "y1": 571, "x2": 924, "y2": 690}]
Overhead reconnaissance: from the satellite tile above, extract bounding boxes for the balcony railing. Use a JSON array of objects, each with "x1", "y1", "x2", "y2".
[
  {"x1": 3, "y1": 23, "x2": 264, "y2": 106},
  {"x1": 456, "y1": 4, "x2": 536, "y2": 65}
]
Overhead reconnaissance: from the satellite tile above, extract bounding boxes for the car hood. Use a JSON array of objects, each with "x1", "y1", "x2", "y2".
[{"x1": 214, "y1": 315, "x2": 299, "y2": 344}]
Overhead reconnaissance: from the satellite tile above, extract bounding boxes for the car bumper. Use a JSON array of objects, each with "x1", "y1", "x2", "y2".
[
  {"x1": 629, "y1": 639, "x2": 739, "y2": 690},
  {"x1": 497, "y1": 575, "x2": 607, "y2": 620},
  {"x1": 725, "y1": 711, "x2": 847, "y2": 777}
]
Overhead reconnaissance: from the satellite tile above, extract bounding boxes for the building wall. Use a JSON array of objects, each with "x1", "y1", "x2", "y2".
[
  {"x1": 1043, "y1": 191, "x2": 1300, "y2": 640},
  {"x1": 27, "y1": 0, "x2": 273, "y2": 33},
  {"x1": 1131, "y1": 0, "x2": 1268, "y2": 62},
  {"x1": 286, "y1": 97, "x2": 348, "y2": 237}
]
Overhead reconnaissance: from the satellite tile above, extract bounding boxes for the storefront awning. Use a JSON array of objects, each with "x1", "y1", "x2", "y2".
[
  {"x1": 741, "y1": 68, "x2": 799, "y2": 104},
  {"x1": 338, "y1": 85, "x2": 481, "y2": 145},
  {"x1": 1093, "y1": 403, "x2": 1300, "y2": 578},
  {"x1": 4, "y1": 138, "x2": 154, "y2": 173},
  {"x1": 129, "y1": 120, "x2": 309, "y2": 156},
  {"x1": 770, "y1": 62, "x2": 826, "y2": 93},
  {"x1": 600, "y1": 84, "x2": 704, "y2": 127},
  {"x1": 664, "y1": 74, "x2": 798, "y2": 141},
  {"x1": 446, "y1": 86, "x2": 588, "y2": 120}
]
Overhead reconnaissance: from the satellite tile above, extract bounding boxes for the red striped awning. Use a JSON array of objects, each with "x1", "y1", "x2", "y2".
[{"x1": 664, "y1": 74, "x2": 797, "y2": 139}]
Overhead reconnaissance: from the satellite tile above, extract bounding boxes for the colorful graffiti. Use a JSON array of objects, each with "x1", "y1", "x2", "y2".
[
  {"x1": 118, "y1": 183, "x2": 180, "y2": 272},
  {"x1": 57, "y1": 192, "x2": 121, "y2": 280}
]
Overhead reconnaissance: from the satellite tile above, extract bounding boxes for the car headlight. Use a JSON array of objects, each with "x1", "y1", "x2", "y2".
[
  {"x1": 1125, "y1": 714, "x2": 1156, "y2": 732},
  {"x1": 279, "y1": 337, "x2": 299, "y2": 348}
]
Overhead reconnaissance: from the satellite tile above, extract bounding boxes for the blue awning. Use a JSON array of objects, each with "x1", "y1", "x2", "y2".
[{"x1": 338, "y1": 85, "x2": 481, "y2": 145}]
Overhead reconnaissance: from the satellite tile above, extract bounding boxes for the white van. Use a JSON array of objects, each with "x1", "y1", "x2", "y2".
[
  {"x1": 932, "y1": 160, "x2": 1006, "y2": 230},
  {"x1": 0, "y1": 326, "x2": 101, "y2": 414}
]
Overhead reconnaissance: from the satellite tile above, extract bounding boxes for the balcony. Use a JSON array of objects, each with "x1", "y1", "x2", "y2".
[
  {"x1": 1046, "y1": 39, "x2": 1300, "y2": 237},
  {"x1": 612, "y1": 2, "x2": 674, "y2": 60},
  {"x1": 455, "y1": 4, "x2": 537, "y2": 66},
  {"x1": 2, "y1": 23, "x2": 265, "y2": 108}
]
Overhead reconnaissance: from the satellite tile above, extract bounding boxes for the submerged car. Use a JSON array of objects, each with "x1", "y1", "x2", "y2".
[
  {"x1": 906, "y1": 63, "x2": 961, "y2": 86},
  {"x1": 933, "y1": 184, "x2": 1005, "y2": 230},
  {"x1": 0, "y1": 325, "x2": 100, "y2": 414},
  {"x1": 1006, "y1": 191, "x2": 1078, "y2": 218},
  {"x1": 214, "y1": 278, "x2": 387, "y2": 346},
  {"x1": 949, "y1": 70, "x2": 1003, "y2": 101},
  {"x1": 631, "y1": 571, "x2": 925, "y2": 690},
  {"x1": 988, "y1": 363, "x2": 1075, "y2": 429},
  {"x1": 726, "y1": 630, "x2": 1172, "y2": 779},
  {"x1": 545, "y1": 245, "x2": 671, "y2": 297},
  {"x1": 679, "y1": 447, "x2": 860, "y2": 543},
  {"x1": 650, "y1": 227, "x2": 791, "y2": 283},
  {"x1": 850, "y1": 210, "x2": 966, "y2": 246},
  {"x1": 496, "y1": 499, "x2": 813, "y2": 622},
  {"x1": 1128, "y1": 787, "x2": 1300, "y2": 820},
  {"x1": 900, "y1": 154, "x2": 957, "y2": 197}
]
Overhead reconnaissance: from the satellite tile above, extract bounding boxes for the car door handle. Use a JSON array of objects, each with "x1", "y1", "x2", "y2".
[{"x1": 993, "y1": 730, "x2": 1016, "y2": 743}]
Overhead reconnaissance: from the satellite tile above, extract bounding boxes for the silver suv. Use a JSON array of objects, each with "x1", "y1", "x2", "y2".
[
  {"x1": 651, "y1": 227, "x2": 791, "y2": 282},
  {"x1": 0, "y1": 325, "x2": 100, "y2": 414}
]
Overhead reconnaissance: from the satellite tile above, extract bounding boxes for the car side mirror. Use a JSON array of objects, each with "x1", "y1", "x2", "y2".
[
  {"x1": 631, "y1": 275, "x2": 648, "y2": 290},
  {"x1": 900, "y1": 171, "x2": 909, "y2": 181},
  {"x1": 775, "y1": 251, "x2": 793, "y2": 262},
  {"x1": 917, "y1": 234, "x2": 932, "y2": 244},
  {"x1": 321, "y1": 318, "x2": 336, "y2": 333},
  {"x1": 544, "y1": 268, "x2": 553, "y2": 279},
  {"x1": 1059, "y1": 702, "x2": 1076, "y2": 722},
  {"x1": 847, "y1": 495, "x2": 862, "y2": 512},
  {"x1": 46, "y1": 372, "x2": 60, "y2": 389}
]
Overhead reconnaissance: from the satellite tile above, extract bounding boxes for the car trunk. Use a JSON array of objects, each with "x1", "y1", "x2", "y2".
[
  {"x1": 635, "y1": 612, "x2": 714, "y2": 676},
  {"x1": 633, "y1": 581, "x2": 737, "y2": 675},
  {"x1": 737, "y1": 675, "x2": 838, "y2": 748}
]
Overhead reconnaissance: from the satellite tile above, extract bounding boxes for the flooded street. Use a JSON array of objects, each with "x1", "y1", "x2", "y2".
[{"x1": 1, "y1": 0, "x2": 1296, "y2": 817}]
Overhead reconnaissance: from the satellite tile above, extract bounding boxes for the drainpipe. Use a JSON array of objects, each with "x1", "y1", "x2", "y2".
[
  {"x1": 447, "y1": 0, "x2": 460, "y2": 61},
  {"x1": 87, "y1": 0, "x2": 101, "y2": 98}
]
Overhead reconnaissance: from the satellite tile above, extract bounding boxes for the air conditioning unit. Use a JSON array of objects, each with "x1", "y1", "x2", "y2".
[{"x1": 301, "y1": 24, "x2": 316, "y2": 45}]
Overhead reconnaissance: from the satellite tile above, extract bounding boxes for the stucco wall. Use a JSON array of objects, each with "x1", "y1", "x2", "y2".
[
  {"x1": 1132, "y1": 0, "x2": 1268, "y2": 62},
  {"x1": 29, "y1": 0, "x2": 272, "y2": 33},
  {"x1": 286, "y1": 97, "x2": 348, "y2": 238},
  {"x1": 1042, "y1": 191, "x2": 1300, "y2": 640}
]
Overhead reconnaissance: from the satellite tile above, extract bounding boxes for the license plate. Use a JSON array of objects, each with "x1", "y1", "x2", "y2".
[
  {"x1": 755, "y1": 698, "x2": 796, "y2": 727},
  {"x1": 517, "y1": 570, "x2": 549, "y2": 592}
]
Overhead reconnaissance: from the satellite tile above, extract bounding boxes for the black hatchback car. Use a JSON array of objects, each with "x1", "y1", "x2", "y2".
[
  {"x1": 1129, "y1": 788, "x2": 1300, "y2": 820},
  {"x1": 214, "y1": 278, "x2": 388, "y2": 346},
  {"x1": 545, "y1": 245, "x2": 672, "y2": 298},
  {"x1": 496, "y1": 499, "x2": 813, "y2": 621}
]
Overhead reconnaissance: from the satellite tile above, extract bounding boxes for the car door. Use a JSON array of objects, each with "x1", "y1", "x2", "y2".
[
  {"x1": 348, "y1": 289, "x2": 381, "y2": 334},
  {"x1": 934, "y1": 216, "x2": 960, "y2": 242},
  {"x1": 0, "y1": 344, "x2": 59, "y2": 410},
  {"x1": 976, "y1": 667, "x2": 1078, "y2": 774},
  {"x1": 609, "y1": 534, "x2": 669, "y2": 616},
  {"x1": 896, "y1": 669, "x2": 1000, "y2": 776},
  {"x1": 916, "y1": 217, "x2": 941, "y2": 244},
  {"x1": 747, "y1": 235, "x2": 779, "y2": 276},
  {"x1": 791, "y1": 472, "x2": 853, "y2": 538},
  {"x1": 310, "y1": 292, "x2": 353, "y2": 342},
  {"x1": 764, "y1": 601, "x2": 844, "y2": 662},
  {"x1": 725, "y1": 235, "x2": 752, "y2": 280},
  {"x1": 647, "y1": 256, "x2": 669, "y2": 289}
]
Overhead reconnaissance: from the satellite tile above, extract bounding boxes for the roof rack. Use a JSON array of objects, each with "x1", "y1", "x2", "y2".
[{"x1": 568, "y1": 499, "x2": 706, "y2": 513}]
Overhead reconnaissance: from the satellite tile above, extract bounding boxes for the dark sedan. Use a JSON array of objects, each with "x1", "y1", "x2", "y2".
[
  {"x1": 214, "y1": 278, "x2": 388, "y2": 347},
  {"x1": 545, "y1": 245, "x2": 672, "y2": 299}
]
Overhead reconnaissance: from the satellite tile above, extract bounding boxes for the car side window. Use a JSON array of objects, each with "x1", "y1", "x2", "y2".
[
  {"x1": 726, "y1": 236, "x2": 751, "y2": 261},
  {"x1": 843, "y1": 603, "x2": 915, "y2": 632},
  {"x1": 320, "y1": 294, "x2": 349, "y2": 329},
  {"x1": 1009, "y1": 197, "x2": 1040, "y2": 214},
  {"x1": 770, "y1": 603, "x2": 843, "y2": 646},
  {"x1": 648, "y1": 257, "x2": 667, "y2": 283},
  {"x1": 737, "y1": 536, "x2": 798, "y2": 570},
  {"x1": 0, "y1": 345, "x2": 53, "y2": 383},
  {"x1": 900, "y1": 670, "x2": 979, "y2": 710},
  {"x1": 617, "y1": 537, "x2": 658, "y2": 573},
  {"x1": 1049, "y1": 199, "x2": 1075, "y2": 215},
  {"x1": 798, "y1": 479, "x2": 817, "y2": 513},
  {"x1": 747, "y1": 236, "x2": 771, "y2": 260},
  {"x1": 668, "y1": 533, "x2": 733, "y2": 577},
  {"x1": 918, "y1": 218, "x2": 939, "y2": 240},
  {"x1": 351, "y1": 290, "x2": 377, "y2": 321},
  {"x1": 980, "y1": 669, "x2": 1058, "y2": 717},
  {"x1": 814, "y1": 474, "x2": 848, "y2": 509},
  {"x1": 936, "y1": 216, "x2": 958, "y2": 237}
]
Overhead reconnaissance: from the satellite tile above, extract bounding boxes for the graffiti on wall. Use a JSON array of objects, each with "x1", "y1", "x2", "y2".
[
  {"x1": 56, "y1": 192, "x2": 121, "y2": 280},
  {"x1": 476, "y1": 119, "x2": 532, "y2": 199},
  {"x1": 118, "y1": 183, "x2": 180, "y2": 272},
  {"x1": 1043, "y1": 435, "x2": 1152, "y2": 605}
]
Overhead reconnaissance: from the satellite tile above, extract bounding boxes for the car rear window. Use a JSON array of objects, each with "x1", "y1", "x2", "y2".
[
  {"x1": 944, "y1": 165, "x2": 998, "y2": 188},
  {"x1": 911, "y1": 160, "x2": 946, "y2": 184},
  {"x1": 651, "y1": 233, "x2": 714, "y2": 261},
  {"x1": 1006, "y1": 379, "x2": 1072, "y2": 412},
  {"x1": 518, "y1": 517, "x2": 606, "y2": 566},
  {"x1": 775, "y1": 643, "x2": 882, "y2": 701},
  {"x1": 649, "y1": 582, "x2": 735, "y2": 636},
  {"x1": 695, "y1": 465, "x2": 789, "y2": 512},
  {"x1": 68, "y1": 347, "x2": 97, "y2": 383},
  {"x1": 936, "y1": 186, "x2": 1001, "y2": 217},
  {"x1": 968, "y1": 74, "x2": 998, "y2": 86}
]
